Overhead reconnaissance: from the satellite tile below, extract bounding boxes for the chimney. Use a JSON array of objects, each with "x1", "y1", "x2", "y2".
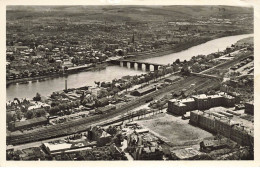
[{"x1": 65, "y1": 79, "x2": 67, "y2": 91}]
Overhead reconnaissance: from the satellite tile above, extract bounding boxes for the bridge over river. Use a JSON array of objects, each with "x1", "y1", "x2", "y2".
[{"x1": 109, "y1": 59, "x2": 166, "y2": 71}]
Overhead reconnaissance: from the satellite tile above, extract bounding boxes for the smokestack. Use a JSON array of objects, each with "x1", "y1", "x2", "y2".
[{"x1": 65, "y1": 79, "x2": 67, "y2": 91}]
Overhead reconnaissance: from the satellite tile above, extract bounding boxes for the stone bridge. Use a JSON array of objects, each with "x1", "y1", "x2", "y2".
[{"x1": 109, "y1": 59, "x2": 166, "y2": 71}]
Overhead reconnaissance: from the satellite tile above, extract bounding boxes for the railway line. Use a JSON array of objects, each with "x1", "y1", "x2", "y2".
[{"x1": 7, "y1": 75, "x2": 216, "y2": 146}]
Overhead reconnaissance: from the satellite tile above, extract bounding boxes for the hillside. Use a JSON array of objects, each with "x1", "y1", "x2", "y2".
[{"x1": 7, "y1": 5, "x2": 253, "y2": 22}]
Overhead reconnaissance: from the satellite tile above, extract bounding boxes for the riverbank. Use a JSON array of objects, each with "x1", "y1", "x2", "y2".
[
  {"x1": 126, "y1": 31, "x2": 253, "y2": 62},
  {"x1": 6, "y1": 63, "x2": 110, "y2": 86},
  {"x1": 6, "y1": 73, "x2": 64, "y2": 87}
]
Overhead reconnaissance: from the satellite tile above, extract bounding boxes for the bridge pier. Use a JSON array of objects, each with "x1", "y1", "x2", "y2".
[
  {"x1": 120, "y1": 61, "x2": 124, "y2": 67},
  {"x1": 127, "y1": 62, "x2": 131, "y2": 69},
  {"x1": 142, "y1": 63, "x2": 146, "y2": 71},
  {"x1": 134, "y1": 63, "x2": 139, "y2": 70},
  {"x1": 150, "y1": 65, "x2": 155, "y2": 71}
]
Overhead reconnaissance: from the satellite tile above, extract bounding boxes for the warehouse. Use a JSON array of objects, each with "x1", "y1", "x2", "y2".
[{"x1": 131, "y1": 86, "x2": 156, "y2": 96}]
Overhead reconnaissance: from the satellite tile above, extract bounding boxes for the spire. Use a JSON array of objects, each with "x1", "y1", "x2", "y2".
[{"x1": 132, "y1": 32, "x2": 135, "y2": 44}]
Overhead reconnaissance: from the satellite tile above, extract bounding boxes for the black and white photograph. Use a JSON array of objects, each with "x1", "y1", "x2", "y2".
[{"x1": 2, "y1": 0, "x2": 258, "y2": 164}]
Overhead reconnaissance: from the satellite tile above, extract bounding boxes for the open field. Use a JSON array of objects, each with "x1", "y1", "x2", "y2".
[{"x1": 137, "y1": 113, "x2": 214, "y2": 146}]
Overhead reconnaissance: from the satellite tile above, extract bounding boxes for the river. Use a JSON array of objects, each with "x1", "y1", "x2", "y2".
[
  {"x1": 140, "y1": 34, "x2": 253, "y2": 65},
  {"x1": 6, "y1": 34, "x2": 253, "y2": 101}
]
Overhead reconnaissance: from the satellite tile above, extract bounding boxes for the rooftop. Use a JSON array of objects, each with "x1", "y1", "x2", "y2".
[{"x1": 171, "y1": 148, "x2": 201, "y2": 159}]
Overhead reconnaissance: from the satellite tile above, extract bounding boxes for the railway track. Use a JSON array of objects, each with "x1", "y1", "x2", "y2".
[{"x1": 7, "y1": 76, "x2": 207, "y2": 145}]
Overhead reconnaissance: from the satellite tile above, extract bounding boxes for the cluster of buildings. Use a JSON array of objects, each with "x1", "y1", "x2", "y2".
[
  {"x1": 126, "y1": 130, "x2": 164, "y2": 160},
  {"x1": 87, "y1": 126, "x2": 112, "y2": 146},
  {"x1": 189, "y1": 110, "x2": 253, "y2": 146},
  {"x1": 168, "y1": 93, "x2": 237, "y2": 116}
]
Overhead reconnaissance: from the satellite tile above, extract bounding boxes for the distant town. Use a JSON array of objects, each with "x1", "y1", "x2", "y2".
[{"x1": 6, "y1": 5, "x2": 254, "y2": 160}]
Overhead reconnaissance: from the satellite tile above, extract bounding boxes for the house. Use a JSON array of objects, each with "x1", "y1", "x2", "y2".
[{"x1": 200, "y1": 139, "x2": 228, "y2": 152}]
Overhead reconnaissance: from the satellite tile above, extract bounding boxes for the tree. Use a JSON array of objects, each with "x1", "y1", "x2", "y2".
[
  {"x1": 94, "y1": 81, "x2": 100, "y2": 87},
  {"x1": 16, "y1": 110, "x2": 22, "y2": 120},
  {"x1": 33, "y1": 93, "x2": 41, "y2": 101},
  {"x1": 36, "y1": 109, "x2": 46, "y2": 117},
  {"x1": 25, "y1": 110, "x2": 35, "y2": 119},
  {"x1": 175, "y1": 58, "x2": 180, "y2": 64},
  {"x1": 6, "y1": 112, "x2": 13, "y2": 123},
  {"x1": 49, "y1": 106, "x2": 60, "y2": 116},
  {"x1": 20, "y1": 105, "x2": 28, "y2": 113}
]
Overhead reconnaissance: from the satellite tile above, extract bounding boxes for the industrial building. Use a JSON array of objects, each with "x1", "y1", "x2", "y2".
[
  {"x1": 189, "y1": 110, "x2": 253, "y2": 146},
  {"x1": 168, "y1": 93, "x2": 236, "y2": 115}
]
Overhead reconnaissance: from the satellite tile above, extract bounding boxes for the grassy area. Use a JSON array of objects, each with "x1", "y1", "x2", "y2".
[{"x1": 137, "y1": 113, "x2": 213, "y2": 147}]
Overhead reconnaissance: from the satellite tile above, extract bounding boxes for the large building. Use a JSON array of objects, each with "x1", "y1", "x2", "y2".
[
  {"x1": 189, "y1": 110, "x2": 253, "y2": 146},
  {"x1": 168, "y1": 93, "x2": 236, "y2": 115}
]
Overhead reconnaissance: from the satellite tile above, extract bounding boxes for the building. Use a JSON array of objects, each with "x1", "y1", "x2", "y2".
[
  {"x1": 200, "y1": 139, "x2": 228, "y2": 152},
  {"x1": 127, "y1": 131, "x2": 163, "y2": 160},
  {"x1": 12, "y1": 117, "x2": 48, "y2": 131},
  {"x1": 131, "y1": 86, "x2": 156, "y2": 96},
  {"x1": 168, "y1": 98, "x2": 196, "y2": 115},
  {"x1": 189, "y1": 110, "x2": 253, "y2": 146},
  {"x1": 170, "y1": 148, "x2": 202, "y2": 160},
  {"x1": 168, "y1": 93, "x2": 236, "y2": 116},
  {"x1": 245, "y1": 101, "x2": 254, "y2": 115},
  {"x1": 87, "y1": 126, "x2": 112, "y2": 146},
  {"x1": 42, "y1": 140, "x2": 95, "y2": 155},
  {"x1": 193, "y1": 94, "x2": 212, "y2": 110}
]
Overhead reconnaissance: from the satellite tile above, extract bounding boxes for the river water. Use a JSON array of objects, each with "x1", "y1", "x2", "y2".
[
  {"x1": 140, "y1": 34, "x2": 253, "y2": 64},
  {"x1": 6, "y1": 34, "x2": 253, "y2": 101}
]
